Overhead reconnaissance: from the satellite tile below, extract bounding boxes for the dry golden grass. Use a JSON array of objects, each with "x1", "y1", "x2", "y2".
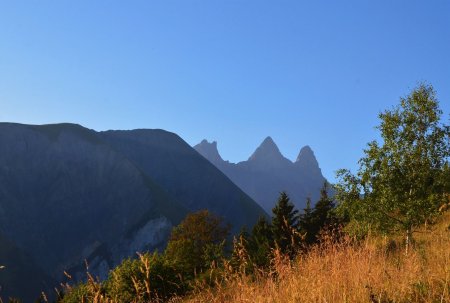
[
  {"x1": 59, "y1": 213, "x2": 450, "y2": 303},
  {"x1": 181, "y1": 213, "x2": 450, "y2": 303}
]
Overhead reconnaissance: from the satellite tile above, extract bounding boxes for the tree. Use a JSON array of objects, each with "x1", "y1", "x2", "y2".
[
  {"x1": 336, "y1": 83, "x2": 449, "y2": 253},
  {"x1": 248, "y1": 216, "x2": 273, "y2": 268},
  {"x1": 311, "y1": 183, "x2": 337, "y2": 236},
  {"x1": 299, "y1": 184, "x2": 338, "y2": 245},
  {"x1": 298, "y1": 197, "x2": 315, "y2": 245},
  {"x1": 271, "y1": 192, "x2": 301, "y2": 257},
  {"x1": 164, "y1": 210, "x2": 230, "y2": 277}
]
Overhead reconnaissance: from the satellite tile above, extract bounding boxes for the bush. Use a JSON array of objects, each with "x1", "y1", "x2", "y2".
[
  {"x1": 164, "y1": 210, "x2": 229, "y2": 278},
  {"x1": 104, "y1": 252, "x2": 184, "y2": 302}
]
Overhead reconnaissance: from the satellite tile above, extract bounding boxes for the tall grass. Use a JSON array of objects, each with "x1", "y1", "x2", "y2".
[
  {"x1": 60, "y1": 213, "x2": 450, "y2": 303},
  {"x1": 182, "y1": 214, "x2": 450, "y2": 303}
]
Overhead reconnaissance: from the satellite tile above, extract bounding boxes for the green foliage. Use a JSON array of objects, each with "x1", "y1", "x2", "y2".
[
  {"x1": 311, "y1": 183, "x2": 338, "y2": 238},
  {"x1": 335, "y1": 83, "x2": 450, "y2": 239},
  {"x1": 313, "y1": 183, "x2": 335, "y2": 226},
  {"x1": 58, "y1": 283, "x2": 90, "y2": 303},
  {"x1": 271, "y1": 192, "x2": 301, "y2": 257},
  {"x1": 298, "y1": 184, "x2": 339, "y2": 245},
  {"x1": 164, "y1": 210, "x2": 229, "y2": 278},
  {"x1": 202, "y1": 240, "x2": 226, "y2": 269},
  {"x1": 298, "y1": 197, "x2": 315, "y2": 244},
  {"x1": 248, "y1": 217, "x2": 273, "y2": 268},
  {"x1": 442, "y1": 162, "x2": 450, "y2": 194},
  {"x1": 104, "y1": 252, "x2": 183, "y2": 302},
  {"x1": 59, "y1": 253, "x2": 183, "y2": 303}
]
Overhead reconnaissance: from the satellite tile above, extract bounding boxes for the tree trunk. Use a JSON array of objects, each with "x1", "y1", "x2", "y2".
[{"x1": 405, "y1": 227, "x2": 412, "y2": 255}]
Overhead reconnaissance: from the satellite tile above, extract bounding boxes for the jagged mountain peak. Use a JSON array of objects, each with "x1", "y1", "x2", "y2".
[
  {"x1": 295, "y1": 145, "x2": 321, "y2": 173},
  {"x1": 261, "y1": 136, "x2": 276, "y2": 146},
  {"x1": 193, "y1": 139, "x2": 224, "y2": 164},
  {"x1": 248, "y1": 136, "x2": 285, "y2": 162},
  {"x1": 296, "y1": 145, "x2": 314, "y2": 162},
  {"x1": 191, "y1": 137, "x2": 328, "y2": 213}
]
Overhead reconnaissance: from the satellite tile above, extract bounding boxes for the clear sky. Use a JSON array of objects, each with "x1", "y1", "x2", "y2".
[{"x1": 1, "y1": 1, "x2": 449, "y2": 182}]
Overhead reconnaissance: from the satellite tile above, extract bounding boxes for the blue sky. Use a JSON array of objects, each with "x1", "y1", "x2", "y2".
[{"x1": 1, "y1": 1, "x2": 449, "y2": 182}]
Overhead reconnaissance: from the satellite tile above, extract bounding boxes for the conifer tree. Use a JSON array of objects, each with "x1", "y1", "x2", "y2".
[
  {"x1": 271, "y1": 192, "x2": 301, "y2": 257},
  {"x1": 311, "y1": 182, "x2": 336, "y2": 236},
  {"x1": 299, "y1": 197, "x2": 315, "y2": 245},
  {"x1": 248, "y1": 216, "x2": 273, "y2": 268}
]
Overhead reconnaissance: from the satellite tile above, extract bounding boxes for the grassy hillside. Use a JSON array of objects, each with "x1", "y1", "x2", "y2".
[
  {"x1": 57, "y1": 211, "x2": 449, "y2": 303},
  {"x1": 182, "y1": 212, "x2": 450, "y2": 303}
]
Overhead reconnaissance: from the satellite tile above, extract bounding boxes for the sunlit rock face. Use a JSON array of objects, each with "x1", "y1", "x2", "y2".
[{"x1": 194, "y1": 137, "x2": 330, "y2": 213}]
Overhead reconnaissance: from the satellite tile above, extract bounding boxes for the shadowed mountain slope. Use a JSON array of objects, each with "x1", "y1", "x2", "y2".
[
  {"x1": 0, "y1": 123, "x2": 266, "y2": 301},
  {"x1": 100, "y1": 129, "x2": 267, "y2": 232}
]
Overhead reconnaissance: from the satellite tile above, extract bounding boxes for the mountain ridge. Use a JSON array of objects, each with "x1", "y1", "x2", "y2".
[{"x1": 194, "y1": 137, "x2": 328, "y2": 212}]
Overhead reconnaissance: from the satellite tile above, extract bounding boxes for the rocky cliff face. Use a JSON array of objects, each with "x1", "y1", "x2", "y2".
[
  {"x1": 194, "y1": 139, "x2": 224, "y2": 165},
  {"x1": 295, "y1": 145, "x2": 322, "y2": 177},
  {"x1": 0, "y1": 123, "x2": 266, "y2": 300},
  {"x1": 99, "y1": 130, "x2": 263, "y2": 228},
  {"x1": 194, "y1": 137, "x2": 329, "y2": 213}
]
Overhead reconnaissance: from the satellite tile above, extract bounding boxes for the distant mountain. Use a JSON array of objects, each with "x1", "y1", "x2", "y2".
[
  {"x1": 0, "y1": 123, "x2": 266, "y2": 301},
  {"x1": 194, "y1": 137, "x2": 329, "y2": 213}
]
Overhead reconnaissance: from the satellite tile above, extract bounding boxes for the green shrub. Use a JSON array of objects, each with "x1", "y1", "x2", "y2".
[
  {"x1": 104, "y1": 252, "x2": 184, "y2": 302},
  {"x1": 58, "y1": 282, "x2": 91, "y2": 303}
]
